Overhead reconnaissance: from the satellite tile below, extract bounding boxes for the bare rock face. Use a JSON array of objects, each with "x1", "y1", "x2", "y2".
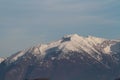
[{"x1": 0, "y1": 34, "x2": 120, "y2": 80}]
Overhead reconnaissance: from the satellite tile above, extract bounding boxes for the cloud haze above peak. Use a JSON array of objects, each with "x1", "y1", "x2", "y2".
[{"x1": 0, "y1": 0, "x2": 120, "y2": 57}]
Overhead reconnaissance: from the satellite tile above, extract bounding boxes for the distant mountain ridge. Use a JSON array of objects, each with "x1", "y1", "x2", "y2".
[{"x1": 0, "y1": 34, "x2": 120, "y2": 80}]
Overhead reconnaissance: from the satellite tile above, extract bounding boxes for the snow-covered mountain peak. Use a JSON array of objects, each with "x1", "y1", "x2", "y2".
[
  {"x1": 56, "y1": 34, "x2": 107, "y2": 56},
  {"x1": 63, "y1": 34, "x2": 82, "y2": 39},
  {"x1": 61, "y1": 34, "x2": 106, "y2": 49},
  {"x1": 5, "y1": 34, "x2": 120, "y2": 64},
  {"x1": 62, "y1": 34, "x2": 84, "y2": 42},
  {"x1": 1, "y1": 34, "x2": 120, "y2": 80},
  {"x1": 62, "y1": 34, "x2": 106, "y2": 44}
]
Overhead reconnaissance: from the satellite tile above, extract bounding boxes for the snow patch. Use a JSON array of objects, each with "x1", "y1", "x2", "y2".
[
  {"x1": 104, "y1": 45, "x2": 112, "y2": 54},
  {"x1": 0, "y1": 57, "x2": 5, "y2": 63}
]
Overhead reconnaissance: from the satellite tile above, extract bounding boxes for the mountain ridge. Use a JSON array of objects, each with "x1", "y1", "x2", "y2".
[
  {"x1": 5, "y1": 34, "x2": 120, "y2": 64},
  {"x1": 0, "y1": 34, "x2": 120, "y2": 80}
]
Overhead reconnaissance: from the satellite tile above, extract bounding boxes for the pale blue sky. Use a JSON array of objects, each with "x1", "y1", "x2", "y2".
[{"x1": 0, "y1": 0, "x2": 120, "y2": 57}]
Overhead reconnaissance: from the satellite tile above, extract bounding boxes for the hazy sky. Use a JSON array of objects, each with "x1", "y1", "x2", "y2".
[{"x1": 0, "y1": 0, "x2": 120, "y2": 57}]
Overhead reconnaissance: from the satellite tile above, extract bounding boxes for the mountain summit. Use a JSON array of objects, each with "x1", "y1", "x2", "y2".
[{"x1": 0, "y1": 34, "x2": 120, "y2": 80}]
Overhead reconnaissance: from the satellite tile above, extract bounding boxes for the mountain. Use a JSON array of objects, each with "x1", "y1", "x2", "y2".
[{"x1": 0, "y1": 34, "x2": 120, "y2": 80}]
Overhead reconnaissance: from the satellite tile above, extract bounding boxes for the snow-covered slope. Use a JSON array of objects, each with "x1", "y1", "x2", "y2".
[
  {"x1": 0, "y1": 57, "x2": 5, "y2": 63},
  {"x1": 0, "y1": 34, "x2": 120, "y2": 80}
]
